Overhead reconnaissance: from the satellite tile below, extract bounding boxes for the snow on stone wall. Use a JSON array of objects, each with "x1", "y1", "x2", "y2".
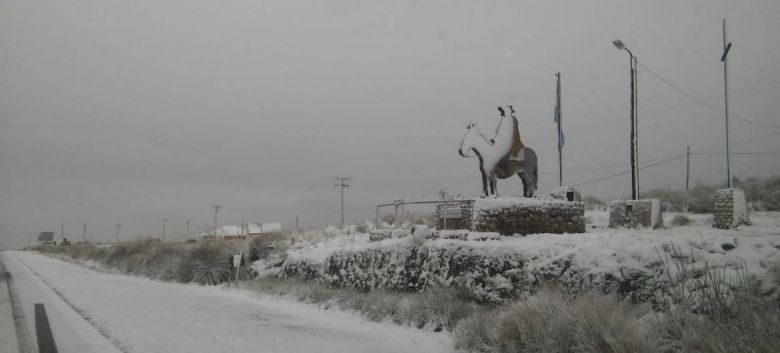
[{"x1": 273, "y1": 217, "x2": 780, "y2": 304}]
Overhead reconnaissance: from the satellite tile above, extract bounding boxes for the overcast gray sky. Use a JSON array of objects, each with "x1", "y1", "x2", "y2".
[{"x1": 2, "y1": 0, "x2": 779, "y2": 247}]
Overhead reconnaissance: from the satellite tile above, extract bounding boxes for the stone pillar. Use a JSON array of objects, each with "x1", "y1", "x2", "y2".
[
  {"x1": 608, "y1": 199, "x2": 664, "y2": 229},
  {"x1": 713, "y1": 188, "x2": 749, "y2": 229}
]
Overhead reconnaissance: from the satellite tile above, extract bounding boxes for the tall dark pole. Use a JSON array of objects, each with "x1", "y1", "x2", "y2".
[
  {"x1": 721, "y1": 19, "x2": 733, "y2": 188},
  {"x1": 186, "y1": 219, "x2": 190, "y2": 240},
  {"x1": 115, "y1": 224, "x2": 121, "y2": 243},
  {"x1": 685, "y1": 145, "x2": 691, "y2": 192},
  {"x1": 631, "y1": 55, "x2": 639, "y2": 200},
  {"x1": 334, "y1": 177, "x2": 350, "y2": 225},
  {"x1": 685, "y1": 145, "x2": 691, "y2": 212},
  {"x1": 82, "y1": 223, "x2": 87, "y2": 243},
  {"x1": 161, "y1": 219, "x2": 167, "y2": 242},
  {"x1": 614, "y1": 39, "x2": 640, "y2": 200},
  {"x1": 212, "y1": 205, "x2": 222, "y2": 237},
  {"x1": 555, "y1": 72, "x2": 563, "y2": 187}
]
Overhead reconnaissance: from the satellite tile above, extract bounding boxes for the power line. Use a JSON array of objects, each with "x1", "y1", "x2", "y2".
[
  {"x1": 636, "y1": 61, "x2": 780, "y2": 130},
  {"x1": 571, "y1": 131, "x2": 780, "y2": 187},
  {"x1": 573, "y1": 154, "x2": 687, "y2": 187}
]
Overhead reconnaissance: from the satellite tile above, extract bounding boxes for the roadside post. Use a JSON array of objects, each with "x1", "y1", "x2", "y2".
[{"x1": 231, "y1": 252, "x2": 244, "y2": 287}]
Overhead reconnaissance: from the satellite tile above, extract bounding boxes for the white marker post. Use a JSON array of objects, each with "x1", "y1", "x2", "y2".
[{"x1": 232, "y1": 252, "x2": 243, "y2": 287}]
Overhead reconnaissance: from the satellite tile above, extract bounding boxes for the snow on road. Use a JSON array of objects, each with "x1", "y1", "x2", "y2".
[
  {"x1": 3, "y1": 251, "x2": 450, "y2": 353},
  {"x1": 1, "y1": 251, "x2": 122, "y2": 353}
]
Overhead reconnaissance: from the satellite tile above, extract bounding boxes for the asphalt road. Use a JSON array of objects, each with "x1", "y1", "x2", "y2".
[
  {"x1": 0, "y1": 251, "x2": 449, "y2": 353},
  {"x1": 0, "y1": 251, "x2": 123, "y2": 353}
]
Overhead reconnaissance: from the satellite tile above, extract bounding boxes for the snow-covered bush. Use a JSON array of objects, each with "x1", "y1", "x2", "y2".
[
  {"x1": 178, "y1": 241, "x2": 232, "y2": 285},
  {"x1": 245, "y1": 276, "x2": 483, "y2": 332},
  {"x1": 453, "y1": 288, "x2": 654, "y2": 353},
  {"x1": 247, "y1": 232, "x2": 289, "y2": 262},
  {"x1": 281, "y1": 242, "x2": 528, "y2": 303},
  {"x1": 670, "y1": 214, "x2": 692, "y2": 227}
]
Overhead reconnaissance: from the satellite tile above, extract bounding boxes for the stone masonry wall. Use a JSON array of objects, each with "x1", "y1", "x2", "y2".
[
  {"x1": 713, "y1": 188, "x2": 750, "y2": 229},
  {"x1": 472, "y1": 198, "x2": 586, "y2": 235},
  {"x1": 608, "y1": 199, "x2": 663, "y2": 229}
]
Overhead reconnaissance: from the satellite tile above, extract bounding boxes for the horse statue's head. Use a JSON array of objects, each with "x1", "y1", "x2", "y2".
[{"x1": 459, "y1": 121, "x2": 480, "y2": 157}]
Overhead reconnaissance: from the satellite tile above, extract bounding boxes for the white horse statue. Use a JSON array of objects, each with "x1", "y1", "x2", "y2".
[{"x1": 458, "y1": 105, "x2": 538, "y2": 197}]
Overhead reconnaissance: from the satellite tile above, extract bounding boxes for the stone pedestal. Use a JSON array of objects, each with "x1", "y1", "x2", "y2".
[
  {"x1": 472, "y1": 198, "x2": 586, "y2": 235},
  {"x1": 608, "y1": 199, "x2": 663, "y2": 229},
  {"x1": 713, "y1": 188, "x2": 749, "y2": 229}
]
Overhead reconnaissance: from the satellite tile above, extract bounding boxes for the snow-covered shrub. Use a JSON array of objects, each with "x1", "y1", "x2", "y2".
[
  {"x1": 570, "y1": 294, "x2": 653, "y2": 353},
  {"x1": 178, "y1": 241, "x2": 232, "y2": 285},
  {"x1": 688, "y1": 184, "x2": 717, "y2": 213},
  {"x1": 454, "y1": 288, "x2": 654, "y2": 353},
  {"x1": 281, "y1": 244, "x2": 528, "y2": 303},
  {"x1": 670, "y1": 214, "x2": 692, "y2": 227},
  {"x1": 247, "y1": 232, "x2": 289, "y2": 262},
  {"x1": 452, "y1": 310, "x2": 502, "y2": 352},
  {"x1": 125, "y1": 242, "x2": 187, "y2": 280},
  {"x1": 246, "y1": 276, "x2": 483, "y2": 332},
  {"x1": 650, "y1": 294, "x2": 780, "y2": 353}
]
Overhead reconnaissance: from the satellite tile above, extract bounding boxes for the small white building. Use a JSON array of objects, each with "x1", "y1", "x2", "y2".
[
  {"x1": 200, "y1": 225, "x2": 247, "y2": 240},
  {"x1": 245, "y1": 222, "x2": 282, "y2": 236}
]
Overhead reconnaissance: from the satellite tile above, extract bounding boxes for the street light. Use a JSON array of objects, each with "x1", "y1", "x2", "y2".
[{"x1": 613, "y1": 39, "x2": 639, "y2": 200}]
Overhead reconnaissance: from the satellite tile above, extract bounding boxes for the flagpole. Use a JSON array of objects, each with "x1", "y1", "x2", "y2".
[{"x1": 556, "y1": 72, "x2": 563, "y2": 187}]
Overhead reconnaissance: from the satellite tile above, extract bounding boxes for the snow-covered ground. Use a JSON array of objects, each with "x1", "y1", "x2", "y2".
[{"x1": 1, "y1": 251, "x2": 450, "y2": 353}]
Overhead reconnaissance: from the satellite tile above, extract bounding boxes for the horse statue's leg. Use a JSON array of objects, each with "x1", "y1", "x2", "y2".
[
  {"x1": 479, "y1": 166, "x2": 489, "y2": 197},
  {"x1": 528, "y1": 148, "x2": 538, "y2": 197},
  {"x1": 489, "y1": 174, "x2": 498, "y2": 196},
  {"x1": 518, "y1": 171, "x2": 529, "y2": 197}
]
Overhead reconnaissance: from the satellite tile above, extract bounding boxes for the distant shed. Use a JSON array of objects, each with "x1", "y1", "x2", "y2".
[{"x1": 246, "y1": 222, "x2": 282, "y2": 236}]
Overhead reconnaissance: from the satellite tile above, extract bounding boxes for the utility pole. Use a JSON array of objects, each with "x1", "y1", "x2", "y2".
[
  {"x1": 161, "y1": 219, "x2": 167, "y2": 242},
  {"x1": 186, "y1": 219, "x2": 190, "y2": 240},
  {"x1": 631, "y1": 55, "x2": 639, "y2": 199},
  {"x1": 555, "y1": 72, "x2": 564, "y2": 187},
  {"x1": 685, "y1": 145, "x2": 691, "y2": 213},
  {"x1": 333, "y1": 177, "x2": 350, "y2": 225},
  {"x1": 60, "y1": 221, "x2": 65, "y2": 243},
  {"x1": 685, "y1": 145, "x2": 691, "y2": 193},
  {"x1": 212, "y1": 205, "x2": 222, "y2": 237},
  {"x1": 441, "y1": 193, "x2": 448, "y2": 231},
  {"x1": 612, "y1": 39, "x2": 639, "y2": 200},
  {"x1": 721, "y1": 18, "x2": 733, "y2": 188},
  {"x1": 82, "y1": 223, "x2": 87, "y2": 243},
  {"x1": 295, "y1": 216, "x2": 299, "y2": 232},
  {"x1": 115, "y1": 224, "x2": 121, "y2": 244}
]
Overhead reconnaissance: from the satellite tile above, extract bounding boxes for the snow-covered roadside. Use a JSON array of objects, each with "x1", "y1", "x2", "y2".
[
  {"x1": 277, "y1": 212, "x2": 780, "y2": 301},
  {"x1": 9, "y1": 251, "x2": 450, "y2": 353}
]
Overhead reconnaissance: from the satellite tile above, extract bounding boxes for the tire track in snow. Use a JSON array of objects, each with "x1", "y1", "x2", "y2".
[
  {"x1": 12, "y1": 257, "x2": 131, "y2": 353},
  {"x1": 0, "y1": 256, "x2": 35, "y2": 353}
]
